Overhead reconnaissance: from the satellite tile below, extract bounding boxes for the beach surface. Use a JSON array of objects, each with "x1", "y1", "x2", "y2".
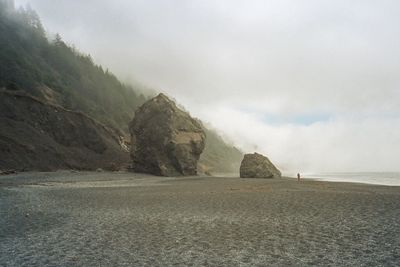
[{"x1": 1, "y1": 171, "x2": 399, "y2": 266}]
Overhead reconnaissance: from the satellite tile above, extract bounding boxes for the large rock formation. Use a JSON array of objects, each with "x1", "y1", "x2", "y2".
[
  {"x1": 0, "y1": 90, "x2": 129, "y2": 171},
  {"x1": 129, "y1": 93, "x2": 206, "y2": 176},
  {"x1": 240, "y1": 152, "x2": 281, "y2": 178}
]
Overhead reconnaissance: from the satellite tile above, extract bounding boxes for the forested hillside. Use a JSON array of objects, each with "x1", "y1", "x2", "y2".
[
  {"x1": 0, "y1": 0, "x2": 242, "y2": 173},
  {"x1": 0, "y1": 1, "x2": 146, "y2": 132}
]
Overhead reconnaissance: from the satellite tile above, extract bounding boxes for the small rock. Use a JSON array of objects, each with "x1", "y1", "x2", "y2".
[{"x1": 0, "y1": 169, "x2": 17, "y2": 175}]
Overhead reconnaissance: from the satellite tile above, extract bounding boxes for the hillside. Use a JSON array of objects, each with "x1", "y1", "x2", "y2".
[
  {"x1": 199, "y1": 127, "x2": 243, "y2": 174},
  {"x1": 0, "y1": 1, "x2": 146, "y2": 132},
  {"x1": 0, "y1": 0, "x2": 242, "y2": 173}
]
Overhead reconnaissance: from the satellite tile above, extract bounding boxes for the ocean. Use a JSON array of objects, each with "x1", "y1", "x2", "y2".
[{"x1": 296, "y1": 172, "x2": 400, "y2": 186}]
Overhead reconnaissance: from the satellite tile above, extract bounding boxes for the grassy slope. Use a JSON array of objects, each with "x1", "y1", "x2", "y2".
[{"x1": 199, "y1": 127, "x2": 243, "y2": 174}]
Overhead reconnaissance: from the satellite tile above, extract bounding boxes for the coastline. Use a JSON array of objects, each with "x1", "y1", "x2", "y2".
[
  {"x1": 2, "y1": 170, "x2": 400, "y2": 187},
  {"x1": 295, "y1": 172, "x2": 400, "y2": 187}
]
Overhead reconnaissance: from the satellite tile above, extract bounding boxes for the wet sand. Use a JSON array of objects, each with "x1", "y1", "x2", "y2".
[{"x1": 1, "y1": 171, "x2": 399, "y2": 266}]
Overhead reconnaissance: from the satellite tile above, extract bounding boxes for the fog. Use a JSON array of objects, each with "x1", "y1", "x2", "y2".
[{"x1": 15, "y1": 0, "x2": 400, "y2": 173}]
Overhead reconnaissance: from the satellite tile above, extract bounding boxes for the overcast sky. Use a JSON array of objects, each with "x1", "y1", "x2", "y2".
[{"x1": 15, "y1": 0, "x2": 400, "y2": 173}]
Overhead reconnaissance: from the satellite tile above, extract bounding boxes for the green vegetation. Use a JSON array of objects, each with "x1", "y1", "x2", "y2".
[
  {"x1": 0, "y1": 1, "x2": 145, "y2": 132},
  {"x1": 200, "y1": 127, "x2": 243, "y2": 174}
]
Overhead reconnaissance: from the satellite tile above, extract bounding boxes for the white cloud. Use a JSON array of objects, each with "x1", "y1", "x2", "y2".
[{"x1": 195, "y1": 106, "x2": 400, "y2": 173}]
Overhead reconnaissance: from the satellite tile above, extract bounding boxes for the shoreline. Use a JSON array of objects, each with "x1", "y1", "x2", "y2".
[
  {"x1": 281, "y1": 176, "x2": 400, "y2": 187},
  {"x1": 1, "y1": 170, "x2": 399, "y2": 187}
]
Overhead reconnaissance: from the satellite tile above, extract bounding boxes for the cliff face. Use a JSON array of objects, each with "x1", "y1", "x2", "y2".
[
  {"x1": 130, "y1": 94, "x2": 206, "y2": 176},
  {"x1": 0, "y1": 90, "x2": 129, "y2": 171}
]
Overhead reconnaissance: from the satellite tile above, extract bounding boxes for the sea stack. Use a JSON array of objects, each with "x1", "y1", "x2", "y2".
[
  {"x1": 129, "y1": 93, "x2": 206, "y2": 176},
  {"x1": 240, "y1": 152, "x2": 281, "y2": 178}
]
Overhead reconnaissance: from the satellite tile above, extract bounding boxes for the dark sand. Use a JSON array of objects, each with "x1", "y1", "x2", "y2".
[{"x1": 1, "y1": 171, "x2": 399, "y2": 266}]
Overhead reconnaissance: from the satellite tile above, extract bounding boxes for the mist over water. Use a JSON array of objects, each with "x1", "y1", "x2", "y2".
[
  {"x1": 15, "y1": 0, "x2": 400, "y2": 174},
  {"x1": 300, "y1": 172, "x2": 400, "y2": 186}
]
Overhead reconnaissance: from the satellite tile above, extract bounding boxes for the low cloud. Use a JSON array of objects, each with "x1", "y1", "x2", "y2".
[{"x1": 195, "y1": 106, "x2": 400, "y2": 173}]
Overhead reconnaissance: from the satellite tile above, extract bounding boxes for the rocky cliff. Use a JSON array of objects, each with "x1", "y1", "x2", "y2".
[{"x1": 0, "y1": 90, "x2": 129, "y2": 171}]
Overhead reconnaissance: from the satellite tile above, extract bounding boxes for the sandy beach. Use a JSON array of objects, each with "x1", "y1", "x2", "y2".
[{"x1": 1, "y1": 171, "x2": 399, "y2": 266}]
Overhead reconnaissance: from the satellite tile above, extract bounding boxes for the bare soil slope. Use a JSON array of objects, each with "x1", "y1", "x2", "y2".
[{"x1": 0, "y1": 90, "x2": 129, "y2": 171}]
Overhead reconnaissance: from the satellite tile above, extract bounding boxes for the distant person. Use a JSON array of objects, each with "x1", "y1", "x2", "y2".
[{"x1": 297, "y1": 173, "x2": 301, "y2": 181}]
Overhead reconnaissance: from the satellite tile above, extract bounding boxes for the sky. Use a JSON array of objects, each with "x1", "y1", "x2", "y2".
[{"x1": 15, "y1": 0, "x2": 400, "y2": 173}]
